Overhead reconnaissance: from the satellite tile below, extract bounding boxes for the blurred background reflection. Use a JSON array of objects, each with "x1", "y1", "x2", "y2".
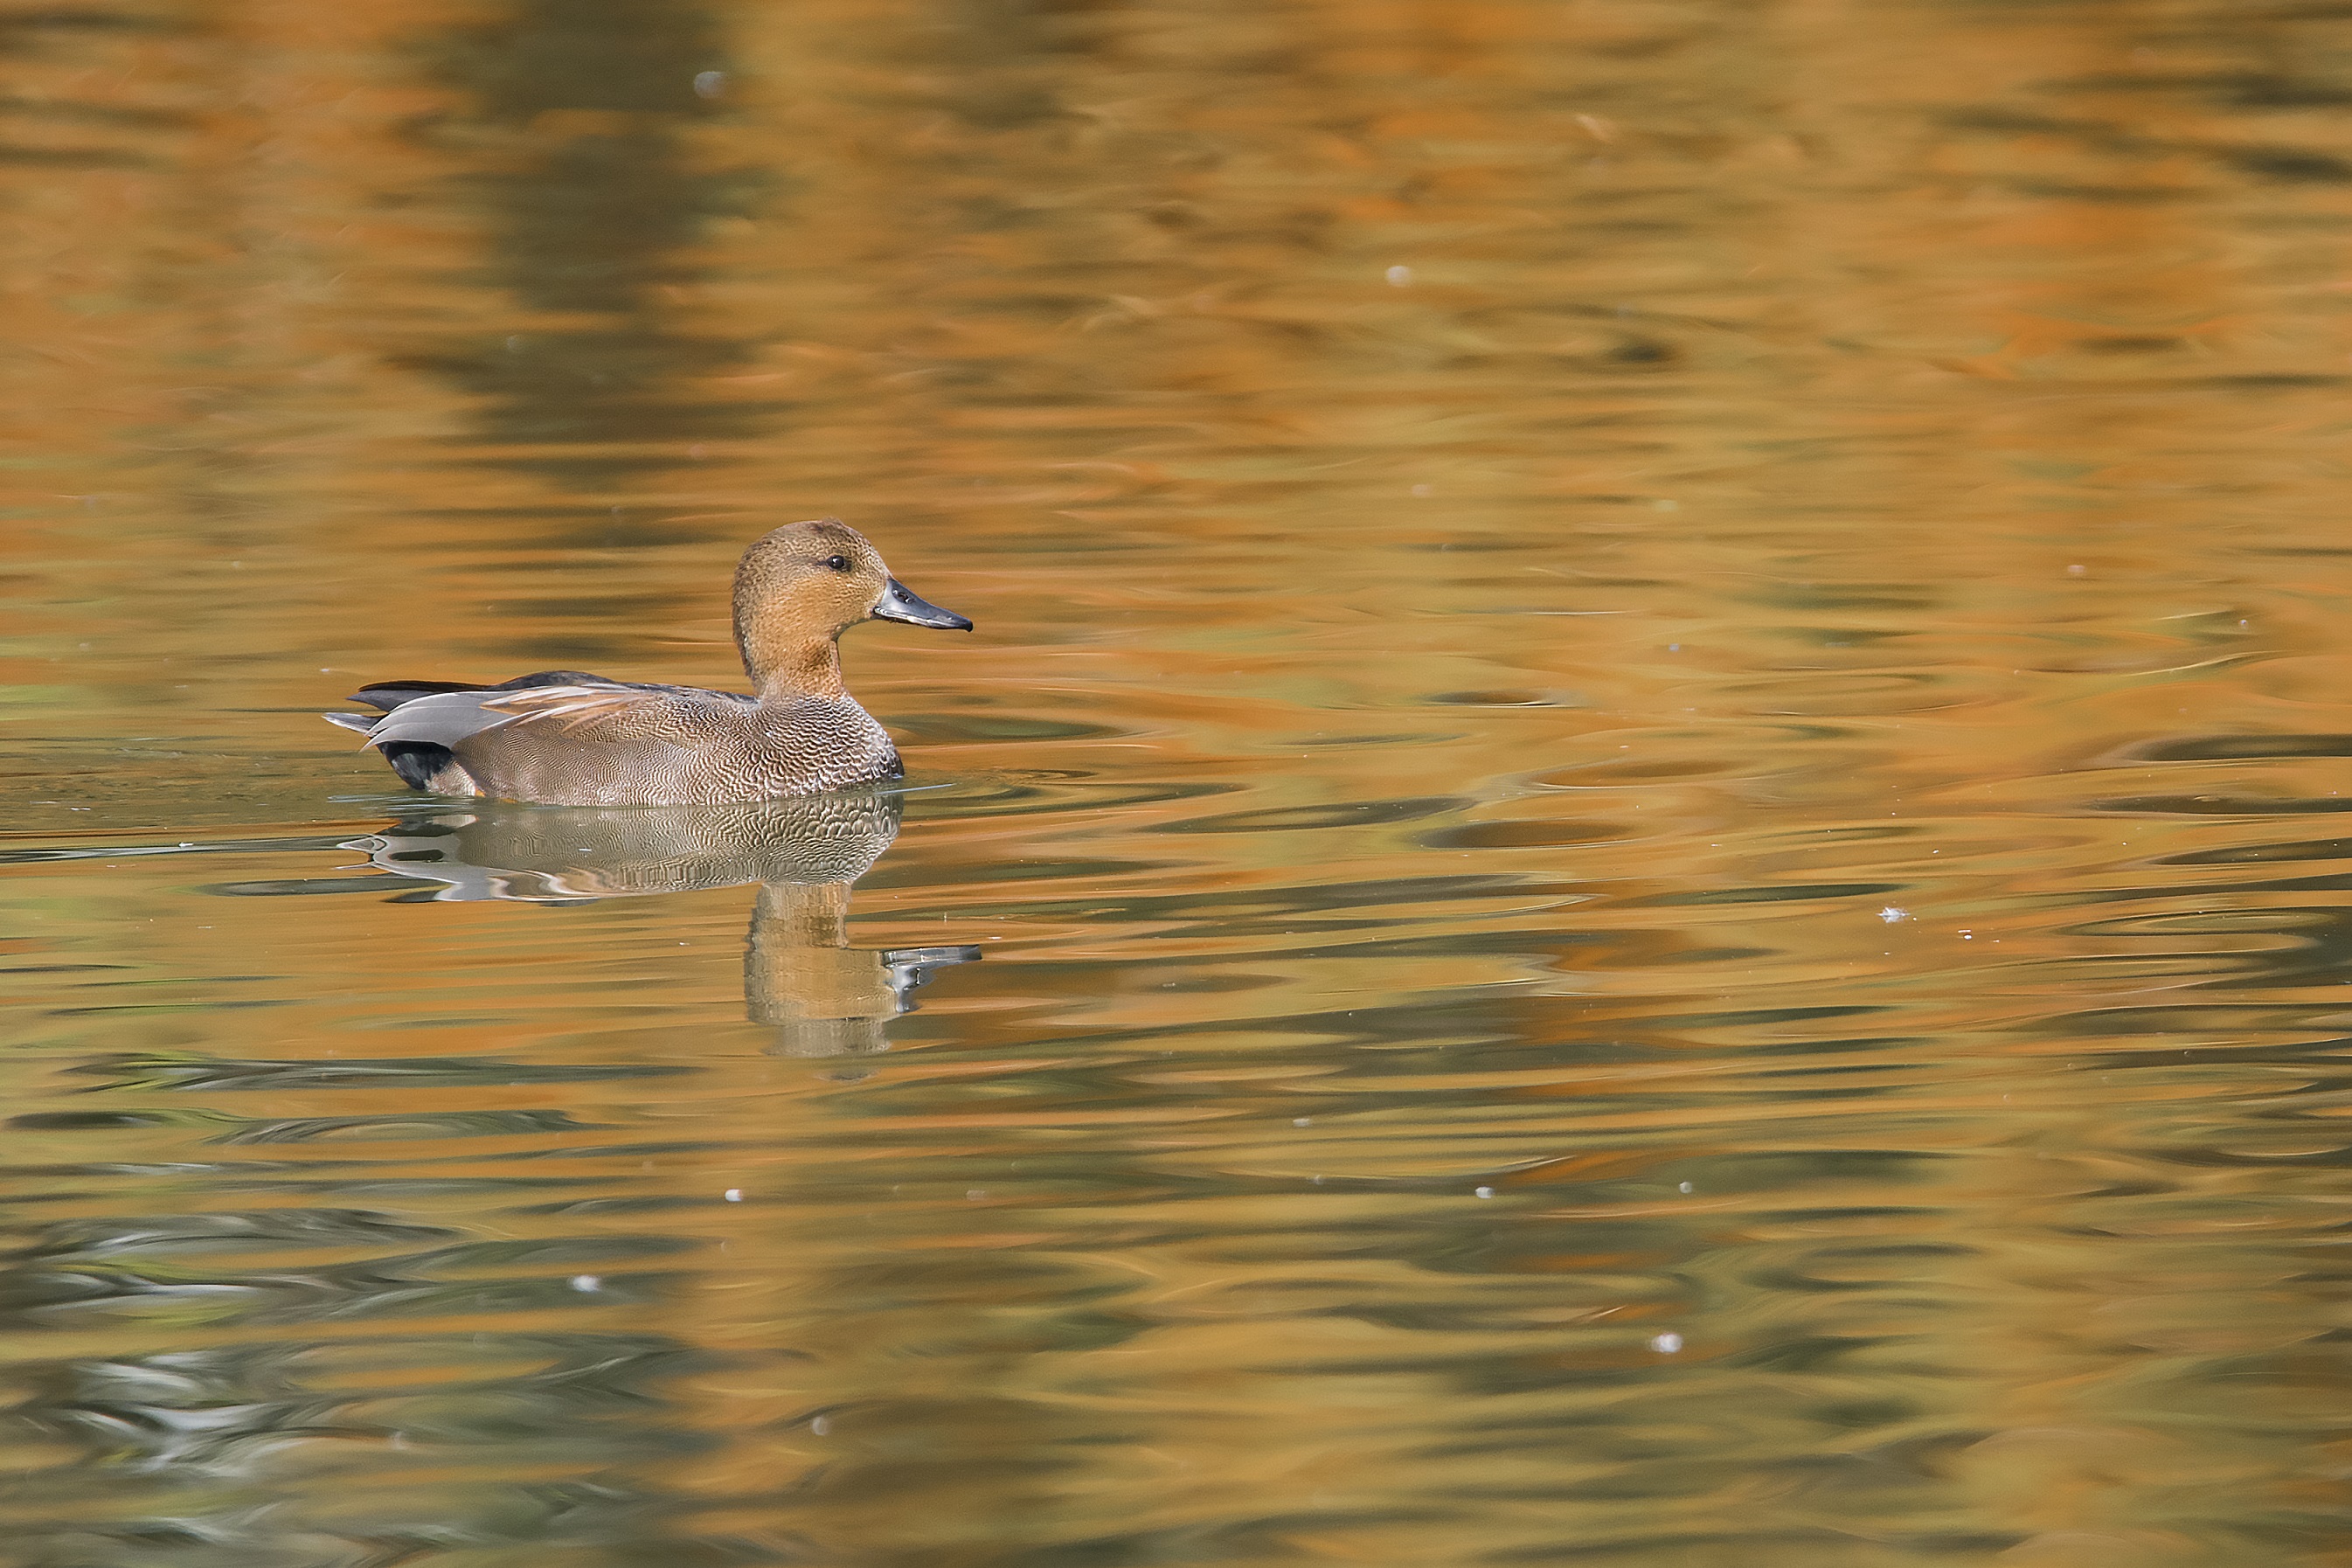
[{"x1": 5, "y1": 0, "x2": 2352, "y2": 1564}]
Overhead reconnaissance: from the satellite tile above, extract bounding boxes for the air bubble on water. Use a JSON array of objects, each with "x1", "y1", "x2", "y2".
[
  {"x1": 810, "y1": 1415, "x2": 832, "y2": 1435},
  {"x1": 1677, "y1": 1182, "x2": 1694, "y2": 1194},
  {"x1": 1293, "y1": 1117, "x2": 1311, "y2": 1127},
  {"x1": 967, "y1": 1189, "x2": 986, "y2": 1200},
  {"x1": 1474, "y1": 1186, "x2": 1496, "y2": 1199},
  {"x1": 694, "y1": 70, "x2": 725, "y2": 99},
  {"x1": 1386, "y1": 265, "x2": 1412, "y2": 286},
  {"x1": 1650, "y1": 1332, "x2": 1683, "y2": 1354},
  {"x1": 724, "y1": 1189, "x2": 743, "y2": 1203},
  {"x1": 570, "y1": 1275, "x2": 600, "y2": 1292}
]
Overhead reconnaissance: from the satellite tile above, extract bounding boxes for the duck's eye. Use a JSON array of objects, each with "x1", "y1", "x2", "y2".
[{"x1": 822, "y1": 554, "x2": 851, "y2": 573}]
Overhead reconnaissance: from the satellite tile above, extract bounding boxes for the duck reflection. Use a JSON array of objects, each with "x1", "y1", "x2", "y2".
[{"x1": 348, "y1": 793, "x2": 976, "y2": 1055}]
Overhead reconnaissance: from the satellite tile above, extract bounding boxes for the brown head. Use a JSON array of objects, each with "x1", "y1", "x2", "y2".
[{"x1": 732, "y1": 518, "x2": 972, "y2": 697}]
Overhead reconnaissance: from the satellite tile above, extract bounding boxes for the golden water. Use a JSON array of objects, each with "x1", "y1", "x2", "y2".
[{"x1": 4, "y1": 1, "x2": 2351, "y2": 1563}]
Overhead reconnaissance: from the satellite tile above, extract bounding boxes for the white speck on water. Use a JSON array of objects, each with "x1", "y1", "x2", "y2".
[
  {"x1": 1668, "y1": 643, "x2": 1680, "y2": 652},
  {"x1": 1878, "y1": 906, "x2": 1907, "y2": 923},
  {"x1": 1294, "y1": 1117, "x2": 1311, "y2": 1127},
  {"x1": 1410, "y1": 483, "x2": 1433, "y2": 498},
  {"x1": 809, "y1": 1415, "x2": 831, "y2": 1436},
  {"x1": 2067, "y1": 564, "x2": 2085, "y2": 575},
  {"x1": 1386, "y1": 265, "x2": 1412, "y2": 286},
  {"x1": 1651, "y1": 1332, "x2": 1683, "y2": 1354},
  {"x1": 724, "y1": 1189, "x2": 743, "y2": 1203},
  {"x1": 1677, "y1": 1181, "x2": 1694, "y2": 1194},
  {"x1": 570, "y1": 1275, "x2": 600, "y2": 1292},
  {"x1": 1310, "y1": 1175, "x2": 1326, "y2": 1184},
  {"x1": 1474, "y1": 1186, "x2": 1496, "y2": 1199},
  {"x1": 967, "y1": 1189, "x2": 986, "y2": 1200},
  {"x1": 694, "y1": 70, "x2": 725, "y2": 98}
]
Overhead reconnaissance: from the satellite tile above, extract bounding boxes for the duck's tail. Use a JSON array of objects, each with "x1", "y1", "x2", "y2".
[
  {"x1": 322, "y1": 706, "x2": 467, "y2": 791},
  {"x1": 326, "y1": 670, "x2": 614, "y2": 793}
]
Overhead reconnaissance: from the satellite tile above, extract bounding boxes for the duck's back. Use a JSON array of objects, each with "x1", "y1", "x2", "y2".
[
  {"x1": 350, "y1": 676, "x2": 901, "y2": 806},
  {"x1": 453, "y1": 690, "x2": 901, "y2": 807}
]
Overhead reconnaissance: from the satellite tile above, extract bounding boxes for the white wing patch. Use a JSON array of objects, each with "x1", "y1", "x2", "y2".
[{"x1": 360, "y1": 685, "x2": 662, "y2": 751}]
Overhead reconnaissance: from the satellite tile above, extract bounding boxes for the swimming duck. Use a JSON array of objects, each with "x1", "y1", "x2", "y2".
[{"x1": 325, "y1": 518, "x2": 971, "y2": 806}]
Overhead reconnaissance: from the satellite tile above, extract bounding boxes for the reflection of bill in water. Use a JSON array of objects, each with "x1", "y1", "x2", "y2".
[{"x1": 345, "y1": 792, "x2": 978, "y2": 1056}]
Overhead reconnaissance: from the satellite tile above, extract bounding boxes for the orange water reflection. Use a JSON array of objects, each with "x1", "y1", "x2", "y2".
[{"x1": 4, "y1": 0, "x2": 2352, "y2": 1564}]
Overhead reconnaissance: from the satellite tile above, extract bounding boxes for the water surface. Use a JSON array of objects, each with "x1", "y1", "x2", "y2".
[{"x1": 5, "y1": 1, "x2": 2352, "y2": 1564}]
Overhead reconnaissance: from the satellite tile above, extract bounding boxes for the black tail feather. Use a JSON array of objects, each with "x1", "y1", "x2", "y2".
[
  {"x1": 350, "y1": 670, "x2": 617, "y2": 711},
  {"x1": 350, "y1": 680, "x2": 491, "y2": 711},
  {"x1": 381, "y1": 742, "x2": 456, "y2": 791}
]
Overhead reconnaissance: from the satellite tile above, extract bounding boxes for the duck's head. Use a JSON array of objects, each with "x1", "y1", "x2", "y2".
[{"x1": 733, "y1": 518, "x2": 971, "y2": 694}]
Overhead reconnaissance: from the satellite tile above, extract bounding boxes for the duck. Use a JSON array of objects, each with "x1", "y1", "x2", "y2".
[{"x1": 324, "y1": 518, "x2": 972, "y2": 806}]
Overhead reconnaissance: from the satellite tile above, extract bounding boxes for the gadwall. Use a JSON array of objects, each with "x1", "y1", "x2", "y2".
[{"x1": 325, "y1": 519, "x2": 970, "y2": 805}]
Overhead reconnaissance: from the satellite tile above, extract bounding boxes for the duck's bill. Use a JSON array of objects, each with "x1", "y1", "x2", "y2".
[{"x1": 873, "y1": 578, "x2": 974, "y2": 630}]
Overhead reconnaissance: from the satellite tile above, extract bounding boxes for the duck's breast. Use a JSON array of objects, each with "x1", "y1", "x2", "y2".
[{"x1": 745, "y1": 697, "x2": 901, "y2": 794}]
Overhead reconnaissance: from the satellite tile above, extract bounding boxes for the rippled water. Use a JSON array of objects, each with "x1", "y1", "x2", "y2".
[{"x1": 8, "y1": 0, "x2": 2352, "y2": 1563}]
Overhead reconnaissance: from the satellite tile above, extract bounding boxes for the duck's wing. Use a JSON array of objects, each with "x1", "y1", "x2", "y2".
[
  {"x1": 363, "y1": 682, "x2": 768, "y2": 805},
  {"x1": 349, "y1": 670, "x2": 635, "y2": 712},
  {"x1": 327, "y1": 675, "x2": 761, "y2": 801},
  {"x1": 346, "y1": 671, "x2": 758, "y2": 714},
  {"x1": 359, "y1": 682, "x2": 688, "y2": 752}
]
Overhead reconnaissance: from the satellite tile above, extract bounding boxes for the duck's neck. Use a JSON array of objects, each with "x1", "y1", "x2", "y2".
[{"x1": 741, "y1": 627, "x2": 847, "y2": 703}]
